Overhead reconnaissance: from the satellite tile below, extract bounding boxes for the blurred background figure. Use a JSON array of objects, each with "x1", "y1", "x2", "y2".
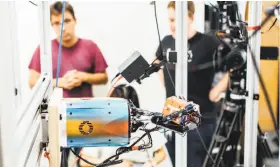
[
  {"x1": 154, "y1": 1, "x2": 229, "y2": 167},
  {"x1": 28, "y1": 1, "x2": 108, "y2": 98}
]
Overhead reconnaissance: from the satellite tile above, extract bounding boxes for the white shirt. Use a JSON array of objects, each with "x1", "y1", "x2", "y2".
[{"x1": 82, "y1": 128, "x2": 167, "y2": 163}]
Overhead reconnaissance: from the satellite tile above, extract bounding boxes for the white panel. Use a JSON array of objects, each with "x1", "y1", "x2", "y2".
[
  {"x1": 0, "y1": 2, "x2": 17, "y2": 167},
  {"x1": 16, "y1": 1, "x2": 40, "y2": 102}
]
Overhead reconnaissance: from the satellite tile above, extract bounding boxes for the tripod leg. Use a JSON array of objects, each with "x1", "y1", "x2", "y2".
[
  {"x1": 203, "y1": 108, "x2": 226, "y2": 167},
  {"x1": 203, "y1": 100, "x2": 245, "y2": 167}
]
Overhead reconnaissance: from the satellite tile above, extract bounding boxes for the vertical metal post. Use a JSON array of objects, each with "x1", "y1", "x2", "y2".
[
  {"x1": 0, "y1": 1, "x2": 17, "y2": 166},
  {"x1": 244, "y1": 2, "x2": 262, "y2": 167},
  {"x1": 175, "y1": 1, "x2": 188, "y2": 167},
  {"x1": 38, "y1": 1, "x2": 53, "y2": 81},
  {"x1": 193, "y1": 1, "x2": 205, "y2": 33},
  {"x1": 276, "y1": 6, "x2": 280, "y2": 165},
  {"x1": 274, "y1": 9, "x2": 280, "y2": 164}
]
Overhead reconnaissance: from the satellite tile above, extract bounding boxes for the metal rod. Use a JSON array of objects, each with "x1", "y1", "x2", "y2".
[
  {"x1": 175, "y1": 1, "x2": 188, "y2": 167},
  {"x1": 244, "y1": 2, "x2": 262, "y2": 167},
  {"x1": 275, "y1": 6, "x2": 280, "y2": 164},
  {"x1": 15, "y1": 73, "x2": 51, "y2": 146},
  {"x1": 38, "y1": 1, "x2": 52, "y2": 77},
  {"x1": 38, "y1": 1, "x2": 53, "y2": 101}
]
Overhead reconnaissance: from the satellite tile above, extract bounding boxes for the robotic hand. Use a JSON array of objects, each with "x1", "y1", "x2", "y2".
[
  {"x1": 130, "y1": 96, "x2": 201, "y2": 134},
  {"x1": 59, "y1": 96, "x2": 201, "y2": 167}
]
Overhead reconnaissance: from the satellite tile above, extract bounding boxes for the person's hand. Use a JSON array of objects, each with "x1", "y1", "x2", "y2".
[
  {"x1": 63, "y1": 70, "x2": 78, "y2": 82},
  {"x1": 64, "y1": 70, "x2": 88, "y2": 83},
  {"x1": 75, "y1": 71, "x2": 88, "y2": 83},
  {"x1": 58, "y1": 77, "x2": 80, "y2": 90},
  {"x1": 141, "y1": 161, "x2": 154, "y2": 167},
  {"x1": 60, "y1": 70, "x2": 82, "y2": 90},
  {"x1": 68, "y1": 78, "x2": 82, "y2": 89}
]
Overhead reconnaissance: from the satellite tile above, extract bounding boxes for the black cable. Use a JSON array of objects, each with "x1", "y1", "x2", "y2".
[
  {"x1": 70, "y1": 148, "x2": 99, "y2": 166},
  {"x1": 60, "y1": 148, "x2": 69, "y2": 167},
  {"x1": 196, "y1": 128, "x2": 215, "y2": 163},
  {"x1": 29, "y1": 1, "x2": 38, "y2": 6},
  {"x1": 261, "y1": 18, "x2": 277, "y2": 34},
  {"x1": 111, "y1": 73, "x2": 120, "y2": 83},
  {"x1": 165, "y1": 64, "x2": 175, "y2": 88},
  {"x1": 99, "y1": 126, "x2": 159, "y2": 165},
  {"x1": 249, "y1": 6, "x2": 279, "y2": 41},
  {"x1": 64, "y1": 148, "x2": 68, "y2": 167},
  {"x1": 262, "y1": 2, "x2": 280, "y2": 34},
  {"x1": 152, "y1": 1, "x2": 164, "y2": 64}
]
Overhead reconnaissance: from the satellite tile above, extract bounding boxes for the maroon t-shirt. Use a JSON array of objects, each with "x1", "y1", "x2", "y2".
[{"x1": 29, "y1": 38, "x2": 108, "y2": 98}]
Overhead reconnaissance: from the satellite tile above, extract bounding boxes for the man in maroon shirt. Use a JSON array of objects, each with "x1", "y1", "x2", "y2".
[{"x1": 29, "y1": 1, "x2": 108, "y2": 98}]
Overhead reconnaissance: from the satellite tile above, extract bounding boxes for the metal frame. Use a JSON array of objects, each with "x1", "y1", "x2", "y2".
[
  {"x1": 244, "y1": 1, "x2": 262, "y2": 167},
  {"x1": 7, "y1": 1, "x2": 53, "y2": 167},
  {"x1": 16, "y1": 1, "x2": 53, "y2": 166},
  {"x1": 16, "y1": 74, "x2": 52, "y2": 167},
  {"x1": 0, "y1": 2, "x2": 18, "y2": 166},
  {"x1": 175, "y1": 2, "x2": 188, "y2": 167}
]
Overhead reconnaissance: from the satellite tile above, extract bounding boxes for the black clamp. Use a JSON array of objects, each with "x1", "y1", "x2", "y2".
[
  {"x1": 244, "y1": 91, "x2": 259, "y2": 100},
  {"x1": 253, "y1": 94, "x2": 259, "y2": 100},
  {"x1": 40, "y1": 98, "x2": 49, "y2": 113},
  {"x1": 166, "y1": 49, "x2": 177, "y2": 64}
]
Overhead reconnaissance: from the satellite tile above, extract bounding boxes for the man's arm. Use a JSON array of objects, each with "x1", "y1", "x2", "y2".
[
  {"x1": 209, "y1": 72, "x2": 230, "y2": 102},
  {"x1": 29, "y1": 70, "x2": 40, "y2": 88},
  {"x1": 77, "y1": 71, "x2": 108, "y2": 85}
]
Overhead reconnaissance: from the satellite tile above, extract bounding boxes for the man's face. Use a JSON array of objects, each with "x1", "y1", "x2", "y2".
[
  {"x1": 167, "y1": 7, "x2": 194, "y2": 39},
  {"x1": 51, "y1": 11, "x2": 76, "y2": 42}
]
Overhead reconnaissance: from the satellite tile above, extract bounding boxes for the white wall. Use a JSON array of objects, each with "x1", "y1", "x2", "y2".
[
  {"x1": 17, "y1": 1, "x2": 206, "y2": 113},
  {"x1": 16, "y1": 1, "x2": 40, "y2": 100}
]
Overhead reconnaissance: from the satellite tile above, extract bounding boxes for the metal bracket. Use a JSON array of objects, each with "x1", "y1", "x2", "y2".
[
  {"x1": 244, "y1": 91, "x2": 259, "y2": 100},
  {"x1": 253, "y1": 94, "x2": 259, "y2": 100},
  {"x1": 166, "y1": 49, "x2": 177, "y2": 64},
  {"x1": 40, "y1": 98, "x2": 49, "y2": 144}
]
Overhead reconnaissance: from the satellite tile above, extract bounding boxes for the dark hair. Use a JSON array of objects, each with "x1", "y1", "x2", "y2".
[
  {"x1": 167, "y1": 1, "x2": 195, "y2": 17},
  {"x1": 110, "y1": 85, "x2": 140, "y2": 108},
  {"x1": 50, "y1": 1, "x2": 76, "y2": 20}
]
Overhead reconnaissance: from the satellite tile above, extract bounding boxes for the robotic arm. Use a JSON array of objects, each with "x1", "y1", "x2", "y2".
[
  {"x1": 131, "y1": 96, "x2": 201, "y2": 134},
  {"x1": 58, "y1": 96, "x2": 201, "y2": 167}
]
